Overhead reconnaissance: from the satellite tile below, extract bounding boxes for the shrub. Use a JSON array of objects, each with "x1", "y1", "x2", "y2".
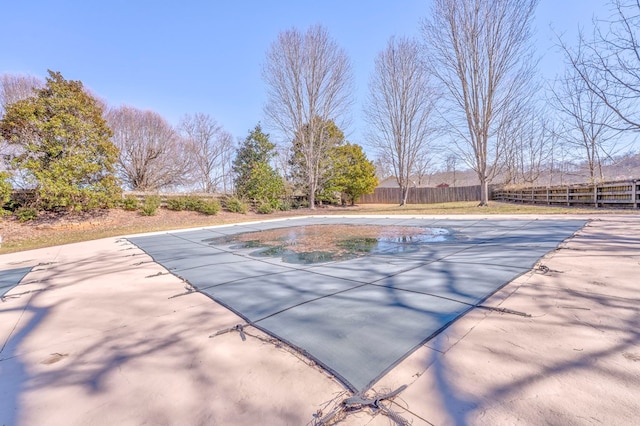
[
  {"x1": 278, "y1": 200, "x2": 292, "y2": 211},
  {"x1": 292, "y1": 199, "x2": 309, "y2": 209},
  {"x1": 121, "y1": 195, "x2": 139, "y2": 211},
  {"x1": 166, "y1": 197, "x2": 187, "y2": 211},
  {"x1": 181, "y1": 196, "x2": 203, "y2": 211},
  {"x1": 224, "y1": 196, "x2": 248, "y2": 214},
  {"x1": 166, "y1": 196, "x2": 207, "y2": 211},
  {"x1": 256, "y1": 203, "x2": 273, "y2": 214},
  {"x1": 16, "y1": 207, "x2": 38, "y2": 222},
  {"x1": 0, "y1": 172, "x2": 12, "y2": 208},
  {"x1": 194, "y1": 199, "x2": 220, "y2": 215},
  {"x1": 165, "y1": 195, "x2": 221, "y2": 215},
  {"x1": 140, "y1": 195, "x2": 161, "y2": 216}
]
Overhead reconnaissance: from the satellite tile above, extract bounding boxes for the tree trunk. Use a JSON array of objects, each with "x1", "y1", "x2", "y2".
[
  {"x1": 479, "y1": 178, "x2": 489, "y2": 206},
  {"x1": 308, "y1": 186, "x2": 316, "y2": 209},
  {"x1": 400, "y1": 185, "x2": 409, "y2": 206}
]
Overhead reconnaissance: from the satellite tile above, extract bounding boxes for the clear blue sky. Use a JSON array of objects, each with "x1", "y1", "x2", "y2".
[{"x1": 1, "y1": 0, "x2": 609, "y2": 145}]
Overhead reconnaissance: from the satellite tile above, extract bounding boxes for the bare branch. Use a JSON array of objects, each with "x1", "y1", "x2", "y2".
[
  {"x1": 0, "y1": 73, "x2": 43, "y2": 118},
  {"x1": 179, "y1": 113, "x2": 234, "y2": 193},
  {"x1": 262, "y1": 25, "x2": 353, "y2": 208},
  {"x1": 565, "y1": 0, "x2": 640, "y2": 130},
  {"x1": 422, "y1": 0, "x2": 539, "y2": 205},
  {"x1": 548, "y1": 58, "x2": 623, "y2": 183},
  {"x1": 0, "y1": 73, "x2": 44, "y2": 174},
  {"x1": 106, "y1": 106, "x2": 192, "y2": 191},
  {"x1": 364, "y1": 36, "x2": 437, "y2": 205}
]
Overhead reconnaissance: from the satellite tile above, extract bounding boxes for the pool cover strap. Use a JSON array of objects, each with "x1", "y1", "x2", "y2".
[
  {"x1": 318, "y1": 385, "x2": 410, "y2": 425},
  {"x1": 343, "y1": 384, "x2": 408, "y2": 408}
]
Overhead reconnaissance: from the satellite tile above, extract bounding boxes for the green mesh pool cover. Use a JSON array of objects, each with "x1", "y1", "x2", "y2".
[
  {"x1": 0, "y1": 267, "x2": 32, "y2": 298},
  {"x1": 129, "y1": 217, "x2": 586, "y2": 392}
]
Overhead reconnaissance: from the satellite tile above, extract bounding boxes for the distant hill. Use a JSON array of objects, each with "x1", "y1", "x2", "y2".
[{"x1": 377, "y1": 152, "x2": 640, "y2": 188}]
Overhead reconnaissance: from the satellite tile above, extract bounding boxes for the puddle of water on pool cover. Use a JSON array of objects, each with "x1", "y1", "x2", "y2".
[{"x1": 204, "y1": 225, "x2": 451, "y2": 264}]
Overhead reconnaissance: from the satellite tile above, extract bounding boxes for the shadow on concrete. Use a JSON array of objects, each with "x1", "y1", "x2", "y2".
[
  {"x1": 1, "y1": 245, "x2": 311, "y2": 424},
  {"x1": 414, "y1": 251, "x2": 640, "y2": 424},
  {"x1": 0, "y1": 290, "x2": 50, "y2": 426}
]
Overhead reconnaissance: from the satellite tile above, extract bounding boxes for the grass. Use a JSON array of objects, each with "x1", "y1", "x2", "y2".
[
  {"x1": 0, "y1": 201, "x2": 635, "y2": 254},
  {"x1": 334, "y1": 200, "x2": 618, "y2": 216},
  {"x1": 339, "y1": 201, "x2": 614, "y2": 215},
  {"x1": 2, "y1": 227, "x2": 141, "y2": 254}
]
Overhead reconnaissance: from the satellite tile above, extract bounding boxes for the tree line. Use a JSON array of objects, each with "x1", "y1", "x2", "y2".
[
  {"x1": 1, "y1": 0, "x2": 639, "y2": 211},
  {"x1": 378, "y1": 0, "x2": 638, "y2": 205},
  {"x1": 262, "y1": 0, "x2": 639, "y2": 206},
  {"x1": 0, "y1": 71, "x2": 377, "y2": 213}
]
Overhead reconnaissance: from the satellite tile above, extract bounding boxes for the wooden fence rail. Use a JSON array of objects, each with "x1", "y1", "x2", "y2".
[
  {"x1": 122, "y1": 179, "x2": 640, "y2": 208},
  {"x1": 492, "y1": 179, "x2": 640, "y2": 209},
  {"x1": 358, "y1": 185, "x2": 482, "y2": 204}
]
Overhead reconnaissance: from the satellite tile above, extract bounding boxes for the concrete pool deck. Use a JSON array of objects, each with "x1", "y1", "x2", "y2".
[{"x1": 0, "y1": 214, "x2": 638, "y2": 425}]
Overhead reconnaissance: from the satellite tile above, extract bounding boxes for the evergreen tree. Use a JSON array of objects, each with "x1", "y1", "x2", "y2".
[
  {"x1": 327, "y1": 143, "x2": 378, "y2": 205},
  {"x1": 0, "y1": 70, "x2": 120, "y2": 210},
  {"x1": 233, "y1": 124, "x2": 284, "y2": 208}
]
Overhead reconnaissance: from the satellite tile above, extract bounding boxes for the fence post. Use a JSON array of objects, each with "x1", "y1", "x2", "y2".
[
  {"x1": 633, "y1": 180, "x2": 638, "y2": 209},
  {"x1": 566, "y1": 186, "x2": 570, "y2": 206},
  {"x1": 546, "y1": 188, "x2": 550, "y2": 205},
  {"x1": 594, "y1": 183, "x2": 598, "y2": 208}
]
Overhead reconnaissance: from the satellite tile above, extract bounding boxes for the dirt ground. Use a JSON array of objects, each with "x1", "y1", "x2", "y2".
[{"x1": 0, "y1": 207, "x2": 311, "y2": 248}]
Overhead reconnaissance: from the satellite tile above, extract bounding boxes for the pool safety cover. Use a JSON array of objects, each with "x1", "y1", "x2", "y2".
[
  {"x1": 0, "y1": 267, "x2": 32, "y2": 298},
  {"x1": 129, "y1": 217, "x2": 586, "y2": 392}
]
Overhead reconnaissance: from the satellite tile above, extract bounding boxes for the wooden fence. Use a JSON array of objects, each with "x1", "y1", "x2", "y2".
[
  {"x1": 492, "y1": 179, "x2": 640, "y2": 209},
  {"x1": 358, "y1": 185, "x2": 482, "y2": 204}
]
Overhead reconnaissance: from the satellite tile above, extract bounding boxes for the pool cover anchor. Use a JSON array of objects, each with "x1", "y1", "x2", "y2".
[
  {"x1": 316, "y1": 384, "x2": 410, "y2": 425},
  {"x1": 535, "y1": 263, "x2": 564, "y2": 275},
  {"x1": 210, "y1": 324, "x2": 247, "y2": 341}
]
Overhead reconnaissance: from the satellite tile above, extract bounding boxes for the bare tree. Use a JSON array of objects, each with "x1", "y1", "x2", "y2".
[
  {"x1": 515, "y1": 113, "x2": 553, "y2": 185},
  {"x1": 262, "y1": 24, "x2": 353, "y2": 209},
  {"x1": 566, "y1": 0, "x2": 640, "y2": 131},
  {"x1": 0, "y1": 73, "x2": 44, "y2": 177},
  {"x1": 422, "y1": 0, "x2": 539, "y2": 205},
  {"x1": 550, "y1": 59, "x2": 622, "y2": 183},
  {"x1": 0, "y1": 74, "x2": 43, "y2": 118},
  {"x1": 218, "y1": 139, "x2": 235, "y2": 193},
  {"x1": 365, "y1": 37, "x2": 436, "y2": 205},
  {"x1": 445, "y1": 154, "x2": 459, "y2": 187},
  {"x1": 373, "y1": 156, "x2": 393, "y2": 181},
  {"x1": 106, "y1": 106, "x2": 192, "y2": 191},
  {"x1": 179, "y1": 113, "x2": 233, "y2": 193},
  {"x1": 501, "y1": 106, "x2": 553, "y2": 186},
  {"x1": 547, "y1": 136, "x2": 574, "y2": 186},
  {"x1": 413, "y1": 151, "x2": 434, "y2": 187},
  {"x1": 274, "y1": 143, "x2": 293, "y2": 183}
]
